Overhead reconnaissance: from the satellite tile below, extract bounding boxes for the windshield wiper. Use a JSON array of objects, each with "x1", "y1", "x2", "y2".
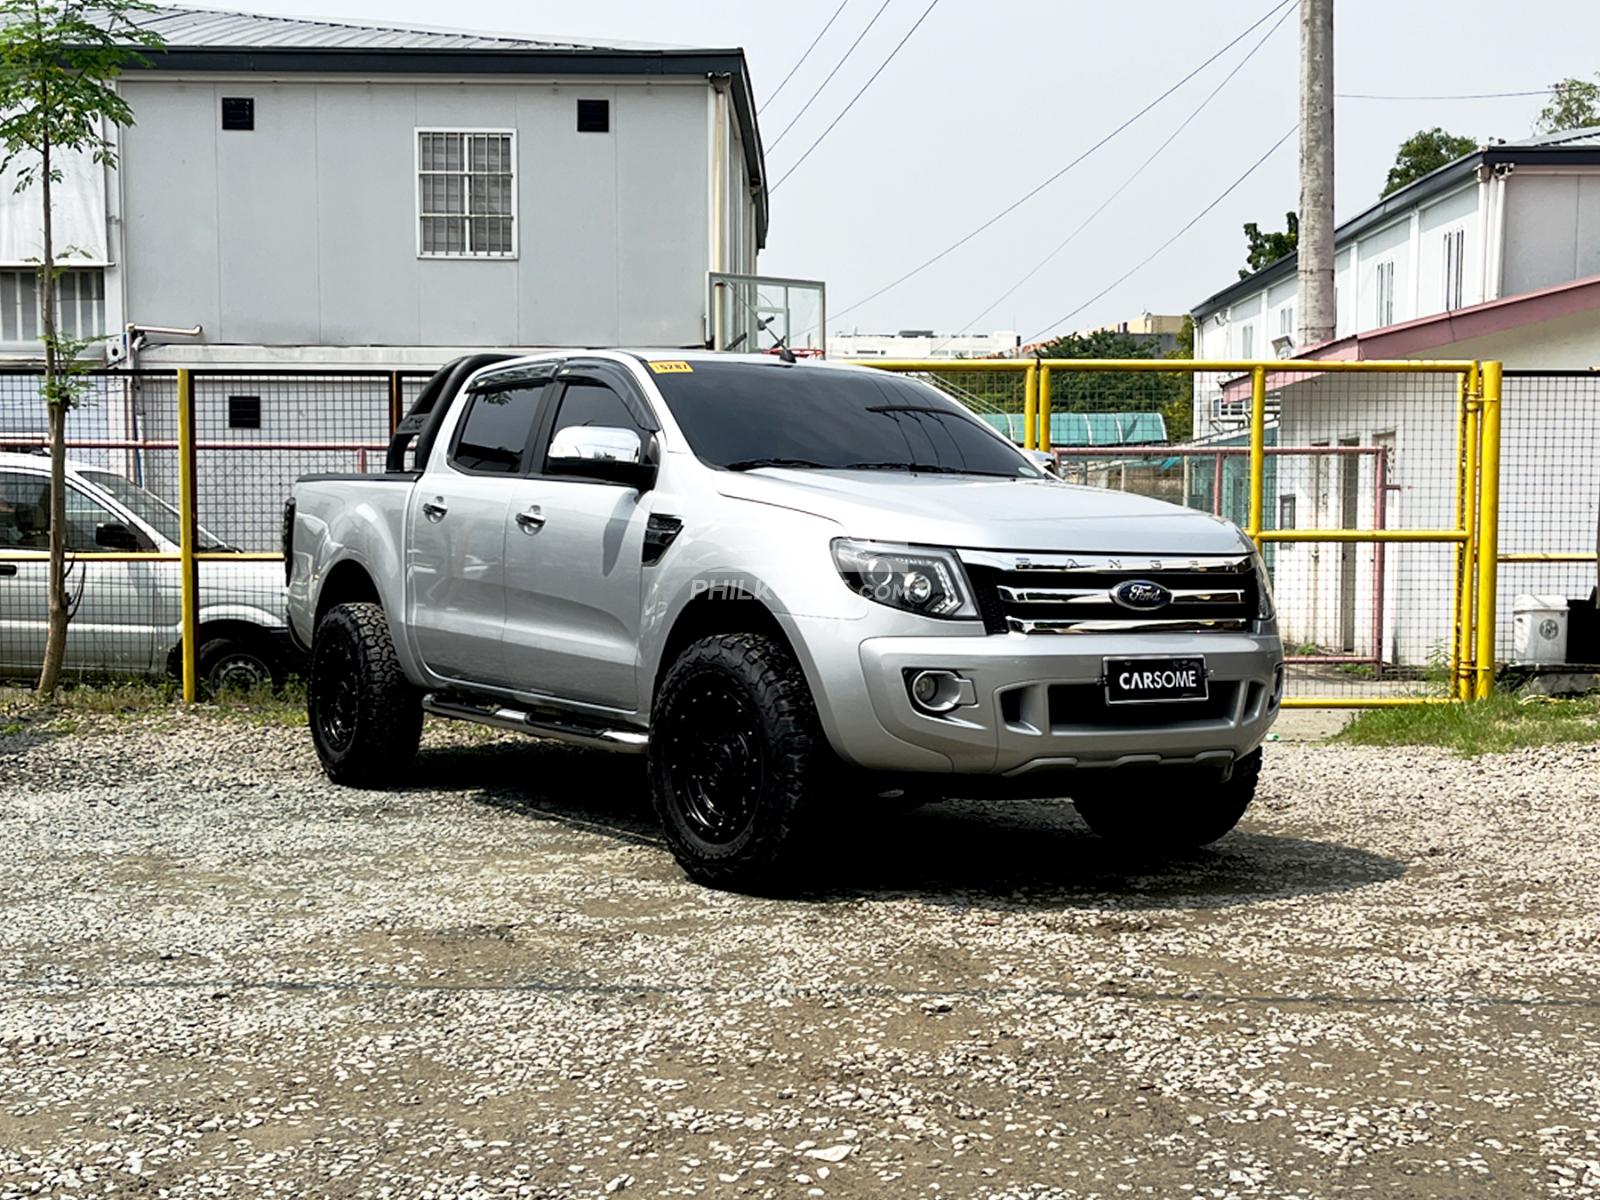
[
  {"x1": 841, "y1": 461, "x2": 1014, "y2": 478},
  {"x1": 723, "y1": 457, "x2": 830, "y2": 472}
]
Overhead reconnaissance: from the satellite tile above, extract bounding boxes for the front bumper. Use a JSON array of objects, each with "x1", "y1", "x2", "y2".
[{"x1": 793, "y1": 617, "x2": 1282, "y2": 776}]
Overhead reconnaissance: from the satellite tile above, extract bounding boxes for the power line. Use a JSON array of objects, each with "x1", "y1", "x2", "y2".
[
  {"x1": 1336, "y1": 88, "x2": 1556, "y2": 100},
  {"x1": 767, "y1": 0, "x2": 896, "y2": 152},
  {"x1": 1025, "y1": 123, "x2": 1299, "y2": 345},
  {"x1": 823, "y1": 0, "x2": 1297, "y2": 330},
  {"x1": 759, "y1": 0, "x2": 851, "y2": 115},
  {"x1": 770, "y1": 0, "x2": 941, "y2": 192},
  {"x1": 939, "y1": 0, "x2": 1296, "y2": 349}
]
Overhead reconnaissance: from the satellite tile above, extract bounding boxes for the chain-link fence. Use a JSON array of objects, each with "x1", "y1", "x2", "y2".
[
  {"x1": 0, "y1": 368, "x2": 427, "y2": 690},
  {"x1": 0, "y1": 357, "x2": 1536, "y2": 707},
  {"x1": 1496, "y1": 370, "x2": 1600, "y2": 673}
]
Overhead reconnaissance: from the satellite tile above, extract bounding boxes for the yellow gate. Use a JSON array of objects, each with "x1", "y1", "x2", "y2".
[{"x1": 853, "y1": 357, "x2": 1503, "y2": 709}]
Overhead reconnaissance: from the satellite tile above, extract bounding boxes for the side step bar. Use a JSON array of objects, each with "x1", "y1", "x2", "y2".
[{"x1": 421, "y1": 693, "x2": 649, "y2": 754}]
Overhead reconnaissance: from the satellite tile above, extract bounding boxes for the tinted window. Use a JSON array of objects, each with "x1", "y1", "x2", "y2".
[
  {"x1": 544, "y1": 378, "x2": 642, "y2": 470},
  {"x1": 651, "y1": 362, "x2": 1038, "y2": 478},
  {"x1": 0, "y1": 472, "x2": 121, "y2": 551},
  {"x1": 0, "y1": 472, "x2": 49, "y2": 549},
  {"x1": 63, "y1": 487, "x2": 121, "y2": 551},
  {"x1": 81, "y1": 470, "x2": 227, "y2": 551},
  {"x1": 452, "y1": 384, "x2": 544, "y2": 474}
]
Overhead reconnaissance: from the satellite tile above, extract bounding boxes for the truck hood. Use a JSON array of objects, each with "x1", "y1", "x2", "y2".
[{"x1": 714, "y1": 470, "x2": 1250, "y2": 554}]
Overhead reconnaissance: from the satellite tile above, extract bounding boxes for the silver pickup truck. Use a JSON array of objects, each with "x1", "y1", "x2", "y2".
[{"x1": 286, "y1": 351, "x2": 1283, "y2": 890}]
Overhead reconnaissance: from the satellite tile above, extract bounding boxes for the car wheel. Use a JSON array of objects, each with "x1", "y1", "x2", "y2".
[
  {"x1": 307, "y1": 602, "x2": 422, "y2": 788},
  {"x1": 1073, "y1": 749, "x2": 1262, "y2": 850},
  {"x1": 649, "y1": 632, "x2": 827, "y2": 893},
  {"x1": 199, "y1": 637, "x2": 278, "y2": 694}
]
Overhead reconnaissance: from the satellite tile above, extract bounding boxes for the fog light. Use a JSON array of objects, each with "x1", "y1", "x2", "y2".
[{"x1": 908, "y1": 669, "x2": 968, "y2": 714}]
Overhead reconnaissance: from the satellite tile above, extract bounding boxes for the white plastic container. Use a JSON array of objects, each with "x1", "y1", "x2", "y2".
[{"x1": 1512, "y1": 594, "x2": 1570, "y2": 665}]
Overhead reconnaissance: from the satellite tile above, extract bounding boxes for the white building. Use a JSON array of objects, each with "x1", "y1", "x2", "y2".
[
  {"x1": 0, "y1": 5, "x2": 772, "y2": 369},
  {"x1": 828, "y1": 330, "x2": 1020, "y2": 360},
  {"x1": 1188, "y1": 128, "x2": 1600, "y2": 670}
]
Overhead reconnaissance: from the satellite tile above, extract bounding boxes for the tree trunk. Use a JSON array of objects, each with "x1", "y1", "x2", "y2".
[{"x1": 35, "y1": 117, "x2": 69, "y2": 701}]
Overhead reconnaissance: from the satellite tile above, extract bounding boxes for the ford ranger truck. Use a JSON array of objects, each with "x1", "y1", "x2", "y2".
[{"x1": 286, "y1": 351, "x2": 1283, "y2": 891}]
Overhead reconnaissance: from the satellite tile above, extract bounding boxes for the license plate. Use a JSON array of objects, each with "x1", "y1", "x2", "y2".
[{"x1": 1104, "y1": 656, "x2": 1209, "y2": 705}]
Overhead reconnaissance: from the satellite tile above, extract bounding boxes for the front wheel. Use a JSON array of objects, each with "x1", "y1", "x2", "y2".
[
  {"x1": 649, "y1": 633, "x2": 828, "y2": 892},
  {"x1": 307, "y1": 602, "x2": 422, "y2": 788},
  {"x1": 1073, "y1": 749, "x2": 1262, "y2": 850}
]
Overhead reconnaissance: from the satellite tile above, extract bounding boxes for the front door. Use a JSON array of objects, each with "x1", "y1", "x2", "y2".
[
  {"x1": 0, "y1": 469, "x2": 159, "y2": 677},
  {"x1": 500, "y1": 370, "x2": 652, "y2": 711},
  {"x1": 0, "y1": 469, "x2": 50, "y2": 675},
  {"x1": 406, "y1": 372, "x2": 552, "y2": 685}
]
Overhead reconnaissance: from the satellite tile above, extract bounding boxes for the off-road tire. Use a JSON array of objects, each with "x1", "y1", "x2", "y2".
[
  {"x1": 307, "y1": 602, "x2": 422, "y2": 788},
  {"x1": 199, "y1": 636, "x2": 280, "y2": 694},
  {"x1": 1073, "y1": 749, "x2": 1262, "y2": 850},
  {"x1": 649, "y1": 633, "x2": 827, "y2": 893}
]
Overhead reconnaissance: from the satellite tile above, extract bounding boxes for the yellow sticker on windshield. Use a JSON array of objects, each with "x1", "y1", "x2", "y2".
[{"x1": 650, "y1": 360, "x2": 694, "y2": 374}]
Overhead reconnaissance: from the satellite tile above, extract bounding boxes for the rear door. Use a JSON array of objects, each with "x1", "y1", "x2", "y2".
[
  {"x1": 406, "y1": 365, "x2": 553, "y2": 685},
  {"x1": 499, "y1": 363, "x2": 655, "y2": 711}
]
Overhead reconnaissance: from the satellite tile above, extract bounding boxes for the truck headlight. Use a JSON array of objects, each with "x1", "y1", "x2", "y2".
[
  {"x1": 832, "y1": 539, "x2": 977, "y2": 620},
  {"x1": 1252, "y1": 547, "x2": 1276, "y2": 620}
]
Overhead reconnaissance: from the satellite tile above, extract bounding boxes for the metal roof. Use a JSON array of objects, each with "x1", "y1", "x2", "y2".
[
  {"x1": 980, "y1": 412, "x2": 1169, "y2": 447},
  {"x1": 131, "y1": 6, "x2": 680, "y2": 52},
  {"x1": 1193, "y1": 127, "x2": 1600, "y2": 319}
]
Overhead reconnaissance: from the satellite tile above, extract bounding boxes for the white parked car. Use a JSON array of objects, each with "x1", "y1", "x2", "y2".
[{"x1": 0, "y1": 451, "x2": 292, "y2": 689}]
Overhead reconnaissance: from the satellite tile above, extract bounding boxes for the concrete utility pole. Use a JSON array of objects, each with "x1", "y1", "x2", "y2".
[{"x1": 1298, "y1": 0, "x2": 1335, "y2": 347}]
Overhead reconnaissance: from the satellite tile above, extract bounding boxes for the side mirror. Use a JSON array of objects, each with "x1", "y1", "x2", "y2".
[
  {"x1": 95, "y1": 521, "x2": 145, "y2": 551},
  {"x1": 1022, "y1": 449, "x2": 1063, "y2": 479},
  {"x1": 547, "y1": 426, "x2": 657, "y2": 489}
]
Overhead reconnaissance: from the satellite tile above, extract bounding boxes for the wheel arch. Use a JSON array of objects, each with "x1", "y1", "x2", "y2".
[
  {"x1": 653, "y1": 588, "x2": 802, "y2": 707},
  {"x1": 315, "y1": 558, "x2": 382, "y2": 628},
  {"x1": 164, "y1": 616, "x2": 286, "y2": 678}
]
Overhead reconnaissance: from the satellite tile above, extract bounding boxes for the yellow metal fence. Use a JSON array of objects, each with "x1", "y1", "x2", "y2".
[
  {"x1": 853, "y1": 357, "x2": 1504, "y2": 708},
  {"x1": 4, "y1": 359, "x2": 1505, "y2": 709}
]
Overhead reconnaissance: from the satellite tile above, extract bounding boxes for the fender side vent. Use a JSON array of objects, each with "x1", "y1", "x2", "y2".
[{"x1": 643, "y1": 514, "x2": 683, "y2": 565}]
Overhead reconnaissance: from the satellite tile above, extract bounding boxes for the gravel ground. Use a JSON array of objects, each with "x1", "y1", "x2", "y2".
[{"x1": 2, "y1": 712, "x2": 1599, "y2": 1199}]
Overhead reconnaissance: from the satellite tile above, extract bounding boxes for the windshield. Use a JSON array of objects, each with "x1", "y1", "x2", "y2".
[
  {"x1": 78, "y1": 470, "x2": 228, "y2": 550},
  {"x1": 649, "y1": 361, "x2": 1040, "y2": 479}
]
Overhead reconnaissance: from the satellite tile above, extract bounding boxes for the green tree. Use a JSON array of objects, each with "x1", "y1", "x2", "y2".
[
  {"x1": 0, "y1": 0, "x2": 162, "y2": 699},
  {"x1": 1383, "y1": 128, "x2": 1477, "y2": 196},
  {"x1": 1536, "y1": 75, "x2": 1600, "y2": 135},
  {"x1": 1038, "y1": 322, "x2": 1194, "y2": 443},
  {"x1": 1239, "y1": 212, "x2": 1298, "y2": 279}
]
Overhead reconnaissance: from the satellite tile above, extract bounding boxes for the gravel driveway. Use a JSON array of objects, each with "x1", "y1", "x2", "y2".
[{"x1": 2, "y1": 713, "x2": 1598, "y2": 1199}]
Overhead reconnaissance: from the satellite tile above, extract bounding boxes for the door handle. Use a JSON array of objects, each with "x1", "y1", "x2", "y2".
[
  {"x1": 514, "y1": 506, "x2": 546, "y2": 534},
  {"x1": 0, "y1": 564, "x2": 15, "y2": 577},
  {"x1": 421, "y1": 498, "x2": 448, "y2": 523}
]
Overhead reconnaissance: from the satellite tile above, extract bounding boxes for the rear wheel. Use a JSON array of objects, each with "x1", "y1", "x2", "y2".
[
  {"x1": 1073, "y1": 750, "x2": 1261, "y2": 850},
  {"x1": 307, "y1": 602, "x2": 422, "y2": 788},
  {"x1": 649, "y1": 633, "x2": 827, "y2": 892}
]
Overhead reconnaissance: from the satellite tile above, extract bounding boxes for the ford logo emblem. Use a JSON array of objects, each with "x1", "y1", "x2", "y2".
[{"x1": 1111, "y1": 580, "x2": 1171, "y2": 610}]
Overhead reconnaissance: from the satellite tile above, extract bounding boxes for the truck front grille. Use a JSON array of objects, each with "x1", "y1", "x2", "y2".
[{"x1": 962, "y1": 550, "x2": 1258, "y2": 636}]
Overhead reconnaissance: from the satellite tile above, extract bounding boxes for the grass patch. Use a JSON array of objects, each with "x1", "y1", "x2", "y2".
[
  {"x1": 1335, "y1": 690, "x2": 1600, "y2": 756},
  {"x1": 0, "y1": 677, "x2": 307, "y2": 732}
]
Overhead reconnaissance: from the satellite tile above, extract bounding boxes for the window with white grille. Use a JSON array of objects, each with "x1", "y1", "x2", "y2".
[
  {"x1": 416, "y1": 130, "x2": 516, "y2": 258},
  {"x1": 1279, "y1": 305, "x2": 1294, "y2": 337},
  {"x1": 1441, "y1": 227, "x2": 1465, "y2": 311},
  {"x1": 1238, "y1": 324, "x2": 1254, "y2": 358},
  {"x1": 0, "y1": 269, "x2": 106, "y2": 344},
  {"x1": 1374, "y1": 259, "x2": 1396, "y2": 327}
]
